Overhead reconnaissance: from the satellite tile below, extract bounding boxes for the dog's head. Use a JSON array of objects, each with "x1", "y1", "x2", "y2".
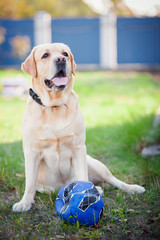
[{"x1": 22, "y1": 43, "x2": 76, "y2": 107}]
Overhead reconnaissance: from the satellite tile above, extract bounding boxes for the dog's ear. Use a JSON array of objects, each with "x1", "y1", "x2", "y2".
[
  {"x1": 21, "y1": 48, "x2": 37, "y2": 78},
  {"x1": 70, "y1": 53, "x2": 76, "y2": 76}
]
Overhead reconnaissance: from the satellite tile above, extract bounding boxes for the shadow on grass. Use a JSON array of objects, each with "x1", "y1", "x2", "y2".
[
  {"x1": 0, "y1": 113, "x2": 160, "y2": 240},
  {"x1": 86, "y1": 113, "x2": 160, "y2": 187},
  {"x1": 0, "y1": 113, "x2": 159, "y2": 190},
  {"x1": 0, "y1": 140, "x2": 24, "y2": 188}
]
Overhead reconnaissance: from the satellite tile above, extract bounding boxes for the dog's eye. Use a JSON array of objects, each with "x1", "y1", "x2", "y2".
[
  {"x1": 42, "y1": 53, "x2": 50, "y2": 59},
  {"x1": 62, "y1": 52, "x2": 68, "y2": 57}
]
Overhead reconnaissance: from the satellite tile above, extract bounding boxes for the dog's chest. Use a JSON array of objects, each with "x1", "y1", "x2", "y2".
[
  {"x1": 39, "y1": 124, "x2": 75, "y2": 179},
  {"x1": 39, "y1": 124, "x2": 75, "y2": 152},
  {"x1": 40, "y1": 125, "x2": 57, "y2": 140}
]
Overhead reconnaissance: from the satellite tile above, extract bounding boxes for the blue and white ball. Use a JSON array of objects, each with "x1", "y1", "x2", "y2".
[{"x1": 55, "y1": 181, "x2": 104, "y2": 226}]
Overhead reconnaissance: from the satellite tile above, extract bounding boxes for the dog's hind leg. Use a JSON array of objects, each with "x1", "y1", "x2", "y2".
[{"x1": 87, "y1": 155, "x2": 145, "y2": 194}]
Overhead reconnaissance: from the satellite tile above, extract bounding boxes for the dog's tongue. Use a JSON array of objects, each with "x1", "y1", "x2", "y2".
[{"x1": 52, "y1": 77, "x2": 68, "y2": 86}]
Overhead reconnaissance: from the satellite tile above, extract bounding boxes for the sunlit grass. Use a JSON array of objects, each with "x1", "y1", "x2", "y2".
[{"x1": 0, "y1": 70, "x2": 160, "y2": 239}]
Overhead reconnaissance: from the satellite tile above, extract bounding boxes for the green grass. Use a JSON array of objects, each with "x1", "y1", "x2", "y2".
[{"x1": 0, "y1": 70, "x2": 160, "y2": 239}]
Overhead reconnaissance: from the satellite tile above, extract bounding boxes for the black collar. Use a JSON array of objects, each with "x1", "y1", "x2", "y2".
[{"x1": 29, "y1": 88, "x2": 44, "y2": 106}]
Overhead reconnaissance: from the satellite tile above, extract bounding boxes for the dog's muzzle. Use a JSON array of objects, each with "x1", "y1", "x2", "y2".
[{"x1": 45, "y1": 57, "x2": 68, "y2": 91}]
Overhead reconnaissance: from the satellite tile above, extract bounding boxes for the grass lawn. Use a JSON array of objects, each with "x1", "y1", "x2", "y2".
[{"x1": 0, "y1": 70, "x2": 160, "y2": 239}]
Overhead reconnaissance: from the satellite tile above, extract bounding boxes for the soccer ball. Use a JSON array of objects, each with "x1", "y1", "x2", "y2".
[{"x1": 55, "y1": 181, "x2": 104, "y2": 226}]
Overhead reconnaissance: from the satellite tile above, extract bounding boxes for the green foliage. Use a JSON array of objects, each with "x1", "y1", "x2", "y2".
[
  {"x1": 0, "y1": 0, "x2": 96, "y2": 18},
  {"x1": 110, "y1": 0, "x2": 134, "y2": 16}
]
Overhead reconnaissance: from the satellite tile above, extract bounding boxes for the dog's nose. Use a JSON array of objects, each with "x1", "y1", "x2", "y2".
[{"x1": 55, "y1": 57, "x2": 66, "y2": 65}]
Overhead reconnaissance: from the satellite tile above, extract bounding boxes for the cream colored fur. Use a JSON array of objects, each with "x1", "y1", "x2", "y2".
[{"x1": 13, "y1": 43, "x2": 145, "y2": 212}]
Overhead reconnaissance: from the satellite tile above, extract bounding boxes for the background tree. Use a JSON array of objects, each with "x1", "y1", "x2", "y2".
[
  {"x1": 84, "y1": 0, "x2": 134, "y2": 16},
  {"x1": 109, "y1": 0, "x2": 134, "y2": 16},
  {"x1": 0, "y1": 0, "x2": 96, "y2": 18}
]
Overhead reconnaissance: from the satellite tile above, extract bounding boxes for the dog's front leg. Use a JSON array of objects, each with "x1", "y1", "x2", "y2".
[
  {"x1": 13, "y1": 150, "x2": 41, "y2": 212},
  {"x1": 72, "y1": 145, "x2": 88, "y2": 181}
]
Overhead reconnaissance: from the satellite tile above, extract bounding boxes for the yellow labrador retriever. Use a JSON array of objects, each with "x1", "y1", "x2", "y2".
[{"x1": 13, "y1": 43, "x2": 145, "y2": 212}]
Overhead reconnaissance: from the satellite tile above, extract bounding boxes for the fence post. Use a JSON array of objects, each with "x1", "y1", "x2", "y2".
[
  {"x1": 34, "y1": 11, "x2": 52, "y2": 46},
  {"x1": 100, "y1": 12, "x2": 117, "y2": 69}
]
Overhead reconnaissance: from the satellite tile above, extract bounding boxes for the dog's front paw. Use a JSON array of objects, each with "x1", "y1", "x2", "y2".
[
  {"x1": 12, "y1": 200, "x2": 33, "y2": 212},
  {"x1": 127, "y1": 184, "x2": 145, "y2": 194},
  {"x1": 96, "y1": 186, "x2": 104, "y2": 195}
]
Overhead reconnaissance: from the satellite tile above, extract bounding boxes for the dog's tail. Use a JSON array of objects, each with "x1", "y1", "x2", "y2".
[{"x1": 87, "y1": 155, "x2": 145, "y2": 194}]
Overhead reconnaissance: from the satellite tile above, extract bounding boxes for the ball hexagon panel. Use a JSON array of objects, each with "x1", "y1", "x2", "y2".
[{"x1": 56, "y1": 181, "x2": 104, "y2": 226}]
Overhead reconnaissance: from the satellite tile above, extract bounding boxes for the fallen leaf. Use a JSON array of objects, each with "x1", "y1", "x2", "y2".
[
  {"x1": 106, "y1": 225, "x2": 114, "y2": 232},
  {"x1": 143, "y1": 228, "x2": 152, "y2": 234},
  {"x1": 146, "y1": 210, "x2": 152, "y2": 213},
  {"x1": 148, "y1": 216, "x2": 160, "y2": 224},
  {"x1": 127, "y1": 209, "x2": 135, "y2": 214},
  {"x1": 119, "y1": 219, "x2": 128, "y2": 223},
  {"x1": 126, "y1": 230, "x2": 132, "y2": 234},
  {"x1": 148, "y1": 218, "x2": 155, "y2": 224},
  {"x1": 123, "y1": 219, "x2": 128, "y2": 222},
  {"x1": 16, "y1": 173, "x2": 24, "y2": 177},
  {"x1": 55, "y1": 235, "x2": 64, "y2": 239},
  {"x1": 106, "y1": 227, "x2": 112, "y2": 232}
]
